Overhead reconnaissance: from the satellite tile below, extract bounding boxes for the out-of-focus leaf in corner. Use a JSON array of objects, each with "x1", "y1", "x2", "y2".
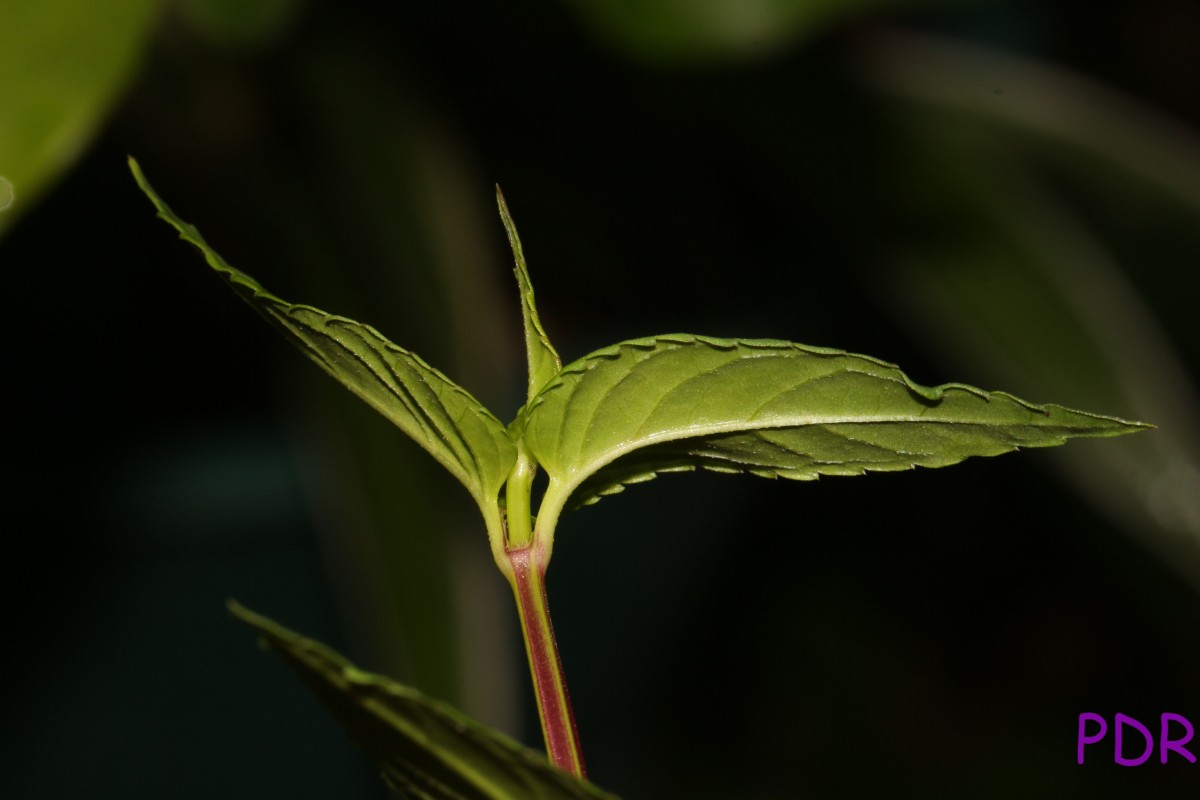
[
  {"x1": 0, "y1": 0, "x2": 160, "y2": 236},
  {"x1": 862, "y1": 31, "x2": 1200, "y2": 585},
  {"x1": 230, "y1": 602, "x2": 620, "y2": 800},
  {"x1": 562, "y1": 0, "x2": 974, "y2": 64}
]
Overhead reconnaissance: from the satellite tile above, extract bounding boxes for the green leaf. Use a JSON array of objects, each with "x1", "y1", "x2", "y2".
[
  {"x1": 864, "y1": 31, "x2": 1200, "y2": 581},
  {"x1": 496, "y1": 188, "x2": 561, "y2": 403},
  {"x1": 561, "y1": 0, "x2": 959, "y2": 64},
  {"x1": 521, "y1": 334, "x2": 1150, "y2": 540},
  {"x1": 230, "y1": 602, "x2": 619, "y2": 800},
  {"x1": 130, "y1": 158, "x2": 517, "y2": 543}
]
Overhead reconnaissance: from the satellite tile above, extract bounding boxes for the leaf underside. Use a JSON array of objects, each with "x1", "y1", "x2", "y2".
[
  {"x1": 130, "y1": 158, "x2": 516, "y2": 512},
  {"x1": 521, "y1": 335, "x2": 1150, "y2": 512},
  {"x1": 230, "y1": 603, "x2": 619, "y2": 800}
]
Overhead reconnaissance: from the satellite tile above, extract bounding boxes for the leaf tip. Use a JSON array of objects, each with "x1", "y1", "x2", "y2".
[
  {"x1": 227, "y1": 598, "x2": 259, "y2": 626},
  {"x1": 127, "y1": 156, "x2": 172, "y2": 222},
  {"x1": 227, "y1": 598, "x2": 271, "y2": 630},
  {"x1": 1059, "y1": 406, "x2": 1156, "y2": 436},
  {"x1": 127, "y1": 155, "x2": 150, "y2": 194},
  {"x1": 495, "y1": 185, "x2": 520, "y2": 245},
  {"x1": 227, "y1": 600, "x2": 282, "y2": 653}
]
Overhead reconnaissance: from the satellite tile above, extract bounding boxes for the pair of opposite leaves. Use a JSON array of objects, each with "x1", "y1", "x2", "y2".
[
  {"x1": 131, "y1": 158, "x2": 1147, "y2": 799},
  {"x1": 129, "y1": 159, "x2": 1147, "y2": 570}
]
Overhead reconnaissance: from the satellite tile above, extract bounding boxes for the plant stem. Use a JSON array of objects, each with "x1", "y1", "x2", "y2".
[{"x1": 506, "y1": 544, "x2": 586, "y2": 777}]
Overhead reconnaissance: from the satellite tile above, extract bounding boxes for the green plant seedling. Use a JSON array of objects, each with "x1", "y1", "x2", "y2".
[{"x1": 130, "y1": 157, "x2": 1150, "y2": 798}]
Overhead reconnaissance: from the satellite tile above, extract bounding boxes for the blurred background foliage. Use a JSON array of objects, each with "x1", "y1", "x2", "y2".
[{"x1": 3, "y1": 0, "x2": 1199, "y2": 797}]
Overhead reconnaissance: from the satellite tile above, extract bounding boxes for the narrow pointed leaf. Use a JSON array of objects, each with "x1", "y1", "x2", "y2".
[
  {"x1": 230, "y1": 602, "x2": 619, "y2": 800},
  {"x1": 131, "y1": 158, "x2": 517, "y2": 518},
  {"x1": 522, "y1": 334, "x2": 1151, "y2": 522},
  {"x1": 496, "y1": 188, "x2": 560, "y2": 402}
]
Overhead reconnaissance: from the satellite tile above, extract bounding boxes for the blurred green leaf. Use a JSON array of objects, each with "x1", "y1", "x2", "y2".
[
  {"x1": 231, "y1": 602, "x2": 619, "y2": 800},
  {"x1": 521, "y1": 334, "x2": 1147, "y2": 547},
  {"x1": 864, "y1": 31, "x2": 1200, "y2": 583},
  {"x1": 185, "y1": 44, "x2": 524, "y2": 710},
  {"x1": 0, "y1": 0, "x2": 159, "y2": 236},
  {"x1": 563, "y1": 0, "x2": 971, "y2": 63}
]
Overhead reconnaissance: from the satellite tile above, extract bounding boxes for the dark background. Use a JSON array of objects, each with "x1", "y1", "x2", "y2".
[{"x1": 3, "y1": 1, "x2": 1199, "y2": 797}]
